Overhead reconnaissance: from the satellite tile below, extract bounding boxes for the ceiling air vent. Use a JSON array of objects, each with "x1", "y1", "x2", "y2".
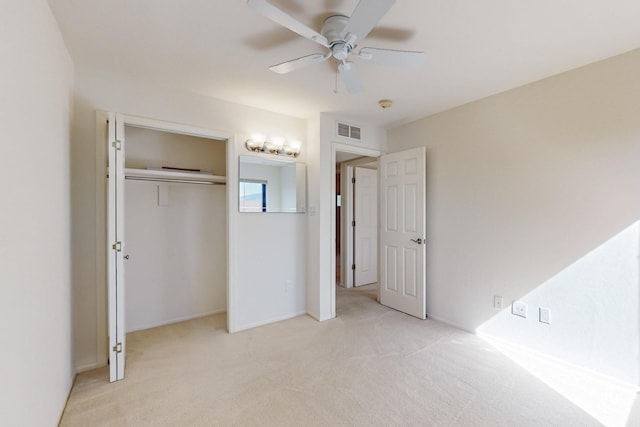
[{"x1": 336, "y1": 122, "x2": 361, "y2": 141}]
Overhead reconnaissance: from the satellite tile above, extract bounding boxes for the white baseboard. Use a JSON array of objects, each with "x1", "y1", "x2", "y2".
[
  {"x1": 232, "y1": 311, "x2": 307, "y2": 333},
  {"x1": 126, "y1": 309, "x2": 227, "y2": 333},
  {"x1": 306, "y1": 311, "x2": 336, "y2": 322},
  {"x1": 477, "y1": 332, "x2": 640, "y2": 391},
  {"x1": 425, "y1": 312, "x2": 473, "y2": 332},
  {"x1": 423, "y1": 312, "x2": 640, "y2": 390},
  {"x1": 75, "y1": 361, "x2": 103, "y2": 374},
  {"x1": 306, "y1": 311, "x2": 320, "y2": 321}
]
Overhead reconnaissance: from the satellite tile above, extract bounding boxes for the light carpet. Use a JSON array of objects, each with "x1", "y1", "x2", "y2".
[{"x1": 61, "y1": 285, "x2": 624, "y2": 426}]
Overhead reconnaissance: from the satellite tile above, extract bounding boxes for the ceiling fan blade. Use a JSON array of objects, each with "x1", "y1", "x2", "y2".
[
  {"x1": 343, "y1": 0, "x2": 395, "y2": 44},
  {"x1": 247, "y1": 0, "x2": 329, "y2": 48},
  {"x1": 269, "y1": 53, "x2": 329, "y2": 74},
  {"x1": 357, "y1": 47, "x2": 425, "y2": 68},
  {"x1": 338, "y1": 61, "x2": 363, "y2": 94}
]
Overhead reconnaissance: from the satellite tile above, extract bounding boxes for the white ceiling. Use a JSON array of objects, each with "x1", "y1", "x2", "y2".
[{"x1": 48, "y1": 0, "x2": 640, "y2": 128}]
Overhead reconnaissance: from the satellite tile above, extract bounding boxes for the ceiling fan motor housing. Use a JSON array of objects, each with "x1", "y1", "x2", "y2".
[
  {"x1": 322, "y1": 15, "x2": 353, "y2": 60},
  {"x1": 247, "y1": 0, "x2": 425, "y2": 94}
]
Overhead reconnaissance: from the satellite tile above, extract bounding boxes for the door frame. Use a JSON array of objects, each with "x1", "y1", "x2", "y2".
[
  {"x1": 339, "y1": 159, "x2": 378, "y2": 288},
  {"x1": 330, "y1": 142, "x2": 381, "y2": 318},
  {"x1": 95, "y1": 111, "x2": 236, "y2": 371},
  {"x1": 353, "y1": 165, "x2": 378, "y2": 287}
]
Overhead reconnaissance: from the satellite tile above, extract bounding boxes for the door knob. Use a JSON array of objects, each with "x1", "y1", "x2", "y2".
[
  {"x1": 124, "y1": 254, "x2": 130, "y2": 260},
  {"x1": 410, "y1": 238, "x2": 424, "y2": 244}
]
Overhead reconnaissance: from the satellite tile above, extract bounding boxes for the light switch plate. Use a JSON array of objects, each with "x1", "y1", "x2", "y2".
[{"x1": 539, "y1": 307, "x2": 551, "y2": 324}]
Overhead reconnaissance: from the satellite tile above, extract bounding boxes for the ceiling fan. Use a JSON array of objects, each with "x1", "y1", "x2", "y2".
[{"x1": 247, "y1": 0, "x2": 425, "y2": 94}]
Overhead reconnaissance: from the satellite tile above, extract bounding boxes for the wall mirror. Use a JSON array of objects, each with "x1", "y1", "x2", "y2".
[{"x1": 238, "y1": 156, "x2": 306, "y2": 213}]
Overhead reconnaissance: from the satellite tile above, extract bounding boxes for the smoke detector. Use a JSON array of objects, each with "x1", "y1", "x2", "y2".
[{"x1": 378, "y1": 99, "x2": 393, "y2": 109}]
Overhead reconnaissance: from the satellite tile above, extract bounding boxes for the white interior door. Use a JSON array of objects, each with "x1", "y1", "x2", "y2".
[
  {"x1": 107, "y1": 112, "x2": 126, "y2": 381},
  {"x1": 379, "y1": 147, "x2": 426, "y2": 319},
  {"x1": 354, "y1": 167, "x2": 378, "y2": 286}
]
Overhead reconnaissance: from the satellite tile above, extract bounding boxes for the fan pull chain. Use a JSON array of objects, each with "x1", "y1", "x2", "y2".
[{"x1": 334, "y1": 70, "x2": 339, "y2": 94}]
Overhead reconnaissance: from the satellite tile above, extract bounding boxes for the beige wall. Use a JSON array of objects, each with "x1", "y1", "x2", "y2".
[
  {"x1": 388, "y1": 49, "x2": 640, "y2": 385},
  {"x1": 0, "y1": 0, "x2": 75, "y2": 424}
]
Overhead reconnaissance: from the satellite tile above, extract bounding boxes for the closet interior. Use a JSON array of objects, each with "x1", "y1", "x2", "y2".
[{"x1": 122, "y1": 125, "x2": 228, "y2": 333}]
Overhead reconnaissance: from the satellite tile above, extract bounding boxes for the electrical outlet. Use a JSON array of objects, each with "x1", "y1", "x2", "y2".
[
  {"x1": 494, "y1": 295, "x2": 503, "y2": 310},
  {"x1": 512, "y1": 301, "x2": 528, "y2": 318},
  {"x1": 539, "y1": 307, "x2": 551, "y2": 324}
]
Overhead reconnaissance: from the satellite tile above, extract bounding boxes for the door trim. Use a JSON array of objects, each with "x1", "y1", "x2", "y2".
[
  {"x1": 330, "y1": 142, "x2": 381, "y2": 318},
  {"x1": 340, "y1": 156, "x2": 381, "y2": 288},
  {"x1": 354, "y1": 166, "x2": 378, "y2": 287}
]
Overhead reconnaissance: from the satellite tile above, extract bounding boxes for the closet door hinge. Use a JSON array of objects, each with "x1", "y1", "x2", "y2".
[
  {"x1": 352, "y1": 177, "x2": 356, "y2": 184},
  {"x1": 352, "y1": 220, "x2": 356, "y2": 227},
  {"x1": 352, "y1": 264, "x2": 355, "y2": 270},
  {"x1": 112, "y1": 342, "x2": 123, "y2": 353},
  {"x1": 112, "y1": 241, "x2": 122, "y2": 252},
  {"x1": 112, "y1": 140, "x2": 122, "y2": 150}
]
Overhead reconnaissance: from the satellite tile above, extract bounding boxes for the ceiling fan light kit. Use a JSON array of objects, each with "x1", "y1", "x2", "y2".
[{"x1": 247, "y1": 0, "x2": 425, "y2": 94}]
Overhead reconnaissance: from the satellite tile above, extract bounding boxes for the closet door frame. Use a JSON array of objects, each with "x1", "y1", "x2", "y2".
[
  {"x1": 107, "y1": 112, "x2": 126, "y2": 381},
  {"x1": 97, "y1": 111, "x2": 235, "y2": 379}
]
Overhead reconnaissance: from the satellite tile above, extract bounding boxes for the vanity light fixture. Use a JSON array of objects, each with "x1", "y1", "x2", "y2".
[
  {"x1": 264, "y1": 136, "x2": 284, "y2": 154},
  {"x1": 284, "y1": 140, "x2": 302, "y2": 156},
  {"x1": 245, "y1": 134, "x2": 301, "y2": 157},
  {"x1": 245, "y1": 133, "x2": 266, "y2": 152}
]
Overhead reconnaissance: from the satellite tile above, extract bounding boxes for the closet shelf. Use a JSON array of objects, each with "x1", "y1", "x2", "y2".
[{"x1": 124, "y1": 168, "x2": 226, "y2": 183}]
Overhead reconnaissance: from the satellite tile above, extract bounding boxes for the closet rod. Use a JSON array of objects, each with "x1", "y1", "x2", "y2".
[{"x1": 125, "y1": 176, "x2": 225, "y2": 185}]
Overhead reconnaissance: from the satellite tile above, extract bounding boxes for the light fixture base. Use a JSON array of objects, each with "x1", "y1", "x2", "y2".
[
  {"x1": 378, "y1": 99, "x2": 393, "y2": 109},
  {"x1": 245, "y1": 138, "x2": 301, "y2": 158}
]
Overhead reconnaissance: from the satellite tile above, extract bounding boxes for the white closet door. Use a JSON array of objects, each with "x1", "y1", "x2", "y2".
[{"x1": 107, "y1": 112, "x2": 126, "y2": 382}]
